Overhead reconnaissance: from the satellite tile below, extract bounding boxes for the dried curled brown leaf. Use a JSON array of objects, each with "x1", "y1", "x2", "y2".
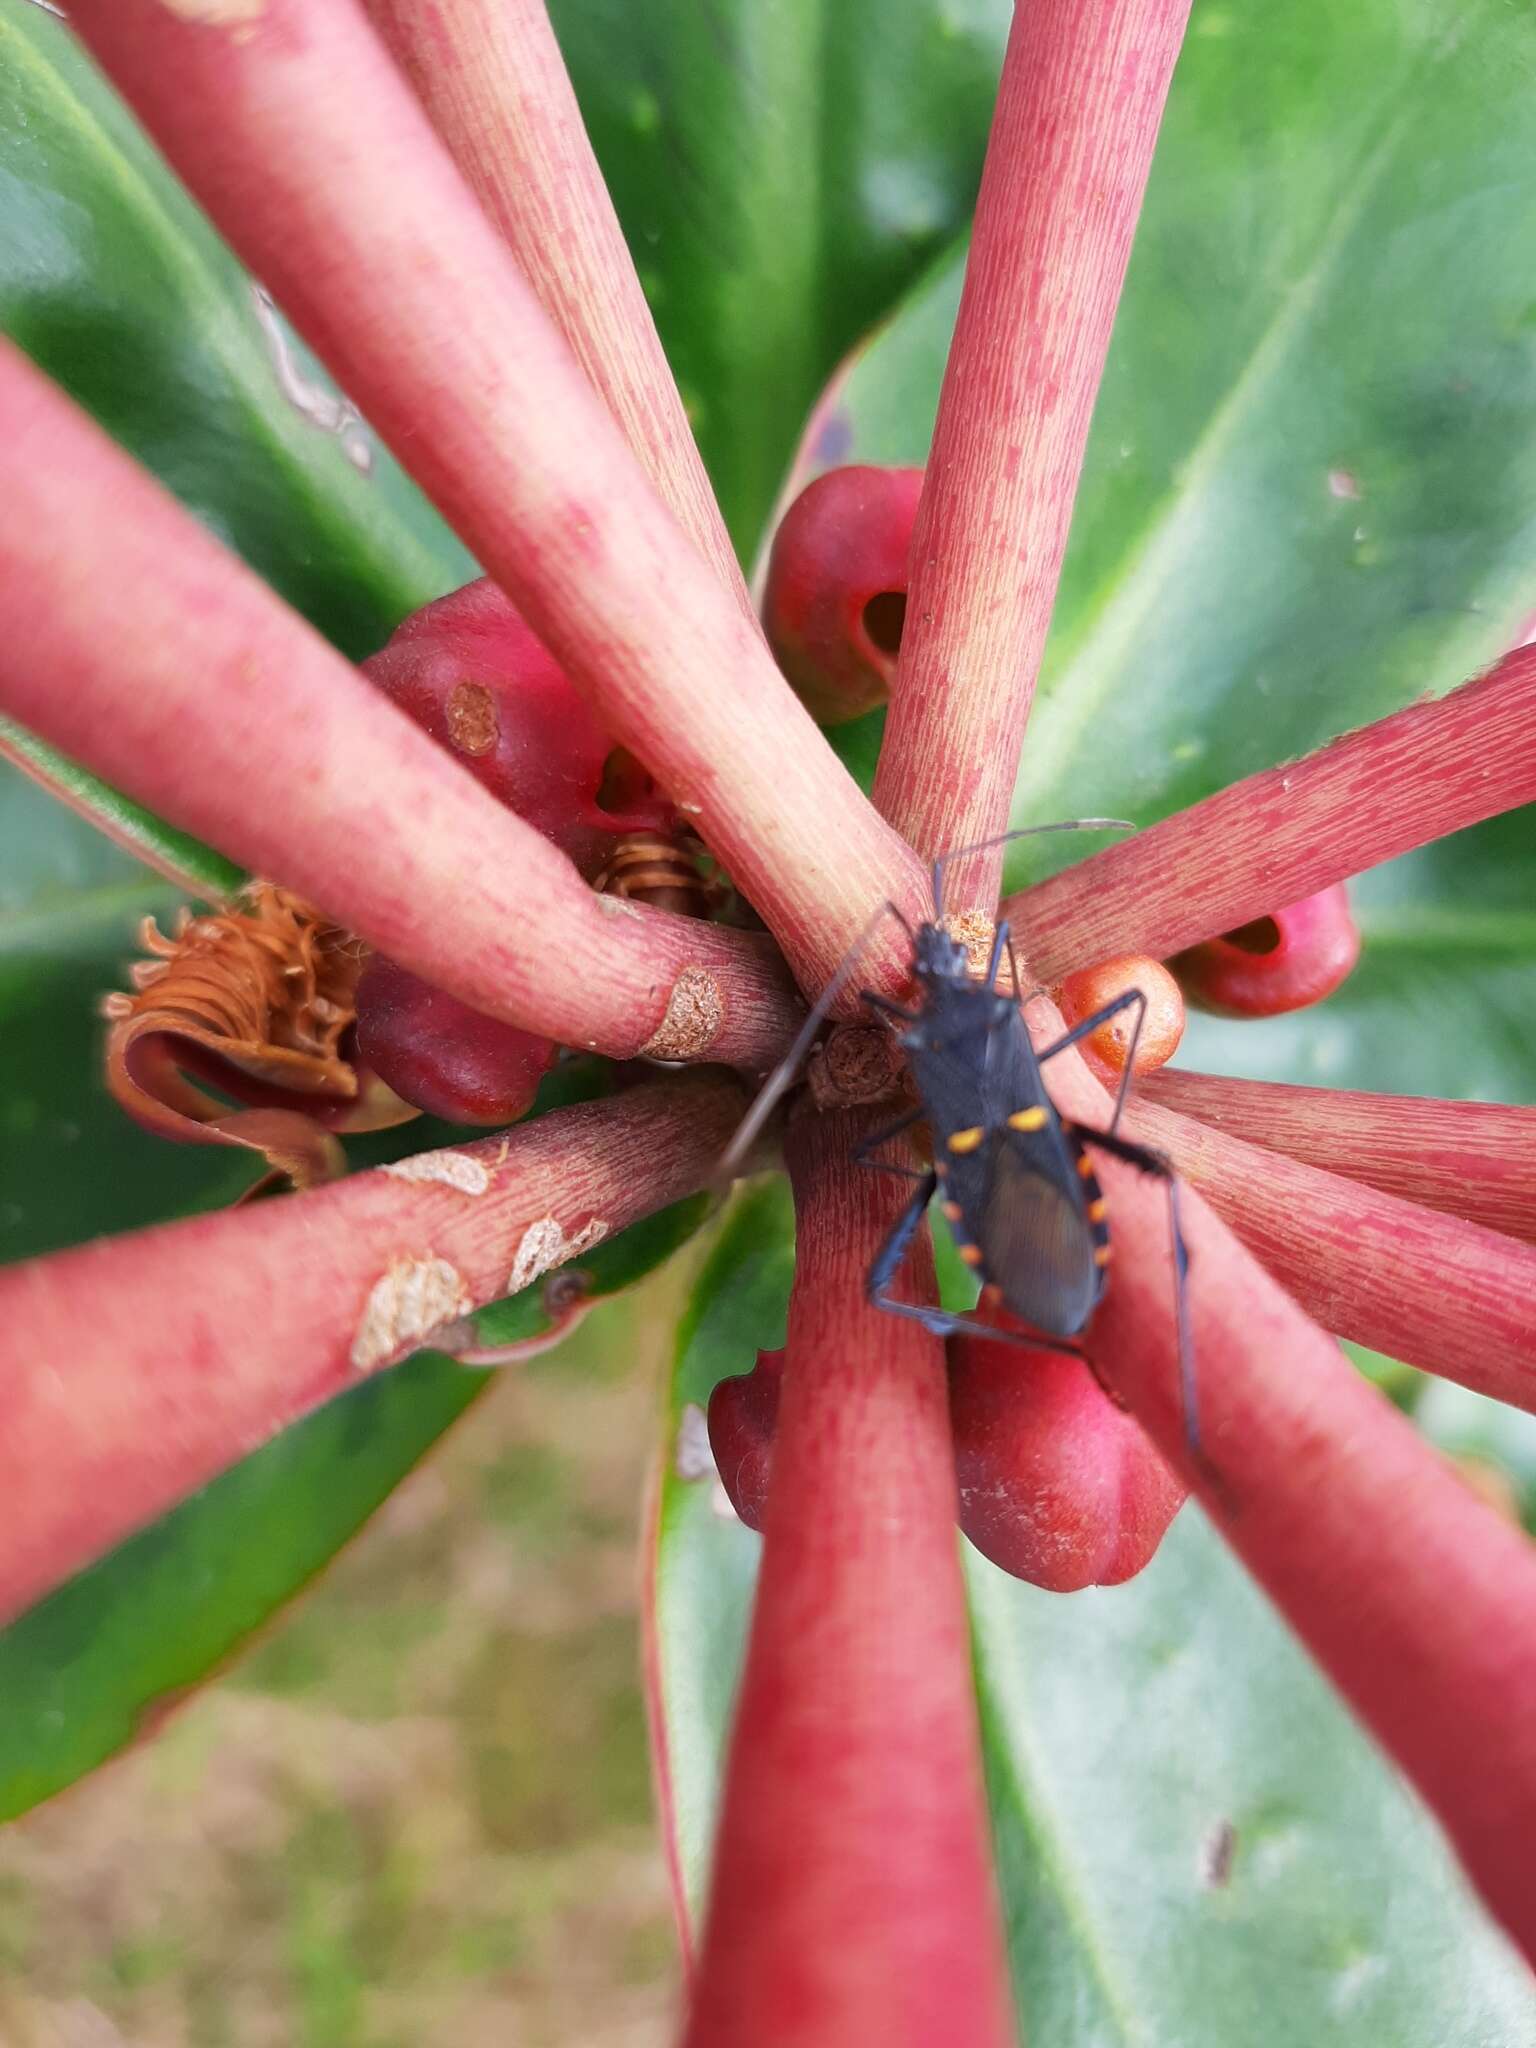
[{"x1": 102, "y1": 883, "x2": 416, "y2": 1191}]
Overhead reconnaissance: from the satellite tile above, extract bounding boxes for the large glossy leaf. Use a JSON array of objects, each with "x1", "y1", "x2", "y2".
[
  {"x1": 650, "y1": 1187, "x2": 1536, "y2": 2039},
  {"x1": 811, "y1": 0, "x2": 1536, "y2": 894},
  {"x1": 552, "y1": 0, "x2": 1010, "y2": 556},
  {"x1": 0, "y1": 717, "x2": 244, "y2": 901},
  {"x1": 967, "y1": 1521, "x2": 1535, "y2": 2042}
]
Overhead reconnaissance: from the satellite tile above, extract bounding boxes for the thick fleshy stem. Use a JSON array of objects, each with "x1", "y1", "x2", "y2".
[
  {"x1": 1032, "y1": 1021, "x2": 1536, "y2": 1961},
  {"x1": 1142, "y1": 1069, "x2": 1536, "y2": 1245},
  {"x1": 67, "y1": 0, "x2": 927, "y2": 1000},
  {"x1": 1120, "y1": 1093, "x2": 1536, "y2": 1414},
  {"x1": 0, "y1": 1071, "x2": 744, "y2": 1627},
  {"x1": 684, "y1": 1110, "x2": 1013, "y2": 2048},
  {"x1": 1006, "y1": 647, "x2": 1536, "y2": 980},
  {"x1": 0, "y1": 346, "x2": 800, "y2": 1069},
  {"x1": 872, "y1": 0, "x2": 1190, "y2": 889},
  {"x1": 361, "y1": 0, "x2": 748, "y2": 611}
]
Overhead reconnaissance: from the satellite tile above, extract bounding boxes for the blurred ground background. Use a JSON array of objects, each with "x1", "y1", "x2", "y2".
[{"x1": 0, "y1": 1284, "x2": 685, "y2": 2047}]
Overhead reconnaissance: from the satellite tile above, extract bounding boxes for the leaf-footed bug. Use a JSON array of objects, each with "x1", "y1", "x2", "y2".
[{"x1": 720, "y1": 821, "x2": 1201, "y2": 1458}]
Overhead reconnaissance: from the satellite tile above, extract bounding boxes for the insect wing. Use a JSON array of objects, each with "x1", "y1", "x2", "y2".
[{"x1": 978, "y1": 1135, "x2": 1100, "y2": 1338}]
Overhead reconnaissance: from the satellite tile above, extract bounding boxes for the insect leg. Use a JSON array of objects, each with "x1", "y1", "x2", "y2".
[
  {"x1": 1038, "y1": 986, "x2": 1147, "y2": 1135},
  {"x1": 866, "y1": 1171, "x2": 944, "y2": 1329},
  {"x1": 1005, "y1": 933, "x2": 1025, "y2": 1003},
  {"x1": 867, "y1": 1169, "x2": 1102, "y2": 1353},
  {"x1": 872, "y1": 1289, "x2": 1100, "y2": 1358},
  {"x1": 927, "y1": 1310, "x2": 1094, "y2": 1355},
  {"x1": 1072, "y1": 1123, "x2": 1199, "y2": 1462},
  {"x1": 859, "y1": 989, "x2": 920, "y2": 1027},
  {"x1": 981, "y1": 918, "x2": 1010, "y2": 990},
  {"x1": 851, "y1": 1106, "x2": 927, "y2": 1181}
]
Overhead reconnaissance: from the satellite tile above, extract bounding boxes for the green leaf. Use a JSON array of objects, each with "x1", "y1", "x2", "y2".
[
  {"x1": 0, "y1": 1352, "x2": 480, "y2": 1822},
  {"x1": 552, "y1": 0, "x2": 1010, "y2": 556},
  {"x1": 811, "y1": 0, "x2": 1536, "y2": 893},
  {"x1": 649, "y1": 1188, "x2": 1536, "y2": 2038},
  {"x1": 0, "y1": 718, "x2": 245, "y2": 900},
  {"x1": 0, "y1": 2, "x2": 474, "y2": 867},
  {"x1": 0, "y1": 4, "x2": 472, "y2": 651},
  {"x1": 0, "y1": 1194, "x2": 706, "y2": 1820},
  {"x1": 968, "y1": 1517, "x2": 1536, "y2": 2041},
  {"x1": 646, "y1": 1181, "x2": 794, "y2": 1923}
]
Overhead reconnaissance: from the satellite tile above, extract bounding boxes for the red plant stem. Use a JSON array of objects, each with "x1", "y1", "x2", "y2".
[
  {"x1": 0, "y1": 1071, "x2": 743, "y2": 1627},
  {"x1": 361, "y1": 0, "x2": 749, "y2": 612},
  {"x1": 1142, "y1": 1068, "x2": 1536, "y2": 1245},
  {"x1": 67, "y1": 0, "x2": 927, "y2": 999},
  {"x1": 1006, "y1": 648, "x2": 1536, "y2": 979},
  {"x1": 685, "y1": 1110, "x2": 1013, "y2": 2048},
  {"x1": 1034, "y1": 1021, "x2": 1536, "y2": 1960},
  {"x1": 872, "y1": 0, "x2": 1190, "y2": 890},
  {"x1": 0, "y1": 345, "x2": 799, "y2": 1069},
  {"x1": 1119, "y1": 1094, "x2": 1536, "y2": 1413}
]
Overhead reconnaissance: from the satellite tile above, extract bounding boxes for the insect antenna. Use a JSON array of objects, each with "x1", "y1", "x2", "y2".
[
  {"x1": 930, "y1": 817, "x2": 1133, "y2": 918},
  {"x1": 716, "y1": 897, "x2": 914, "y2": 1183}
]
